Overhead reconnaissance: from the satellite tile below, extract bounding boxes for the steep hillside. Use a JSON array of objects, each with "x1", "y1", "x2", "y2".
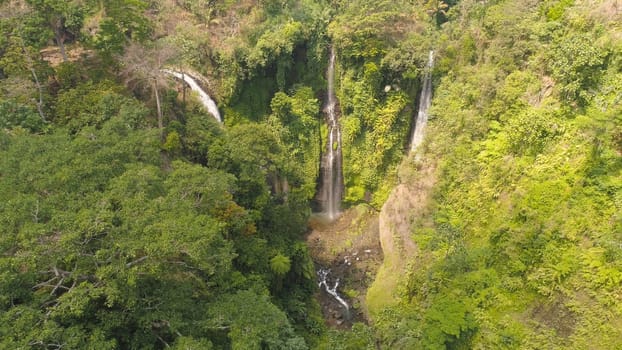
[{"x1": 371, "y1": 1, "x2": 622, "y2": 349}]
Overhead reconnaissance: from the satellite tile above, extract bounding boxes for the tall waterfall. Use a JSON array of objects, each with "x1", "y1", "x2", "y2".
[
  {"x1": 410, "y1": 50, "x2": 434, "y2": 152},
  {"x1": 319, "y1": 46, "x2": 344, "y2": 220},
  {"x1": 162, "y1": 69, "x2": 222, "y2": 123}
]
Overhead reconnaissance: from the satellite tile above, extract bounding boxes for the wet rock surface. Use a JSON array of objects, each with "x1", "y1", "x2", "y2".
[{"x1": 306, "y1": 205, "x2": 382, "y2": 329}]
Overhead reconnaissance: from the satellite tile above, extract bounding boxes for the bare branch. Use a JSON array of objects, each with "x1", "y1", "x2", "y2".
[
  {"x1": 19, "y1": 42, "x2": 47, "y2": 121},
  {"x1": 126, "y1": 256, "x2": 149, "y2": 268},
  {"x1": 50, "y1": 277, "x2": 65, "y2": 295},
  {"x1": 33, "y1": 277, "x2": 58, "y2": 290},
  {"x1": 156, "y1": 335, "x2": 170, "y2": 348}
]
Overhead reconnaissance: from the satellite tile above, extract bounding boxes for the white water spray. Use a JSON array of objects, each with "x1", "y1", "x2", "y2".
[
  {"x1": 410, "y1": 50, "x2": 434, "y2": 152},
  {"x1": 318, "y1": 268, "x2": 350, "y2": 319},
  {"x1": 162, "y1": 69, "x2": 222, "y2": 123}
]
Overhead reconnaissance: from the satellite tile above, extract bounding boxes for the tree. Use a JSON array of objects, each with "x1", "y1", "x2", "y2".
[
  {"x1": 54, "y1": 80, "x2": 148, "y2": 132},
  {"x1": 548, "y1": 31, "x2": 607, "y2": 102},
  {"x1": 86, "y1": 0, "x2": 151, "y2": 56},
  {"x1": 208, "y1": 290, "x2": 307, "y2": 350},
  {"x1": 424, "y1": 0, "x2": 450, "y2": 24},
  {"x1": 270, "y1": 253, "x2": 292, "y2": 275},
  {"x1": 26, "y1": 0, "x2": 85, "y2": 62},
  {"x1": 0, "y1": 122, "x2": 291, "y2": 348},
  {"x1": 0, "y1": 1, "x2": 50, "y2": 121},
  {"x1": 120, "y1": 42, "x2": 176, "y2": 139}
]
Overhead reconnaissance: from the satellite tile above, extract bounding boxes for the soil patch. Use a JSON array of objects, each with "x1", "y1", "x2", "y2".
[{"x1": 41, "y1": 45, "x2": 95, "y2": 67}]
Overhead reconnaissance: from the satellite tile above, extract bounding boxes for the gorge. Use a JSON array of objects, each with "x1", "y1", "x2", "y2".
[{"x1": 2, "y1": 0, "x2": 620, "y2": 348}]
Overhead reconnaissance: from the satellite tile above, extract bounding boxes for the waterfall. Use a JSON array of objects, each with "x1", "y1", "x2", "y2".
[
  {"x1": 162, "y1": 69, "x2": 222, "y2": 123},
  {"x1": 410, "y1": 50, "x2": 434, "y2": 152},
  {"x1": 319, "y1": 46, "x2": 344, "y2": 220},
  {"x1": 318, "y1": 268, "x2": 350, "y2": 319}
]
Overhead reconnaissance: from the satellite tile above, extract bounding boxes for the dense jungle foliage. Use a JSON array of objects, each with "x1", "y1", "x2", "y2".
[
  {"x1": 0, "y1": 0, "x2": 620, "y2": 349},
  {"x1": 372, "y1": 1, "x2": 622, "y2": 349}
]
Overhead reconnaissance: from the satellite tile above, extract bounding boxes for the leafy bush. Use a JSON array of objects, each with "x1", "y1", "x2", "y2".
[{"x1": 0, "y1": 100, "x2": 46, "y2": 132}]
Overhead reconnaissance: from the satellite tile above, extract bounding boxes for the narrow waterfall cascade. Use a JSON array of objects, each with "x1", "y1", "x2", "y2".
[
  {"x1": 317, "y1": 268, "x2": 350, "y2": 320},
  {"x1": 410, "y1": 50, "x2": 435, "y2": 152},
  {"x1": 319, "y1": 46, "x2": 344, "y2": 220},
  {"x1": 162, "y1": 69, "x2": 222, "y2": 123}
]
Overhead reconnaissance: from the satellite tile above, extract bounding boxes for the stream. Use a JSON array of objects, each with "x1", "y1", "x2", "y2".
[{"x1": 317, "y1": 268, "x2": 351, "y2": 321}]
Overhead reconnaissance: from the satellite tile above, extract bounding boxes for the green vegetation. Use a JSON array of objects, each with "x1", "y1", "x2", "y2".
[
  {"x1": 1, "y1": 0, "x2": 620, "y2": 348},
  {"x1": 0, "y1": 1, "x2": 323, "y2": 348},
  {"x1": 330, "y1": 0, "x2": 434, "y2": 205},
  {"x1": 0, "y1": 81, "x2": 321, "y2": 348},
  {"x1": 371, "y1": 1, "x2": 622, "y2": 349}
]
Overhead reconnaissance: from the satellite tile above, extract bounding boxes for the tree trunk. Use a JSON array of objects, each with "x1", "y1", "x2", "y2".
[
  {"x1": 182, "y1": 71, "x2": 186, "y2": 113},
  {"x1": 53, "y1": 25, "x2": 68, "y2": 62},
  {"x1": 153, "y1": 79, "x2": 164, "y2": 138},
  {"x1": 30, "y1": 67, "x2": 47, "y2": 121},
  {"x1": 20, "y1": 43, "x2": 47, "y2": 121},
  {"x1": 153, "y1": 78, "x2": 171, "y2": 169}
]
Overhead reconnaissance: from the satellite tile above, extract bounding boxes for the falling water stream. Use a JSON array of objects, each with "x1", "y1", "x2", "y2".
[
  {"x1": 319, "y1": 46, "x2": 343, "y2": 220},
  {"x1": 162, "y1": 69, "x2": 222, "y2": 123},
  {"x1": 410, "y1": 50, "x2": 434, "y2": 152},
  {"x1": 318, "y1": 268, "x2": 350, "y2": 320},
  {"x1": 314, "y1": 47, "x2": 350, "y2": 321}
]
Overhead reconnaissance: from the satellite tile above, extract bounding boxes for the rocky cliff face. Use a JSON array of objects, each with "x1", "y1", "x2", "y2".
[{"x1": 367, "y1": 158, "x2": 437, "y2": 312}]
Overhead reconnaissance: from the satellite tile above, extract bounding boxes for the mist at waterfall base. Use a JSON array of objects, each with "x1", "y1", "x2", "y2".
[
  {"x1": 162, "y1": 69, "x2": 222, "y2": 123},
  {"x1": 316, "y1": 46, "x2": 344, "y2": 221},
  {"x1": 410, "y1": 50, "x2": 434, "y2": 153}
]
